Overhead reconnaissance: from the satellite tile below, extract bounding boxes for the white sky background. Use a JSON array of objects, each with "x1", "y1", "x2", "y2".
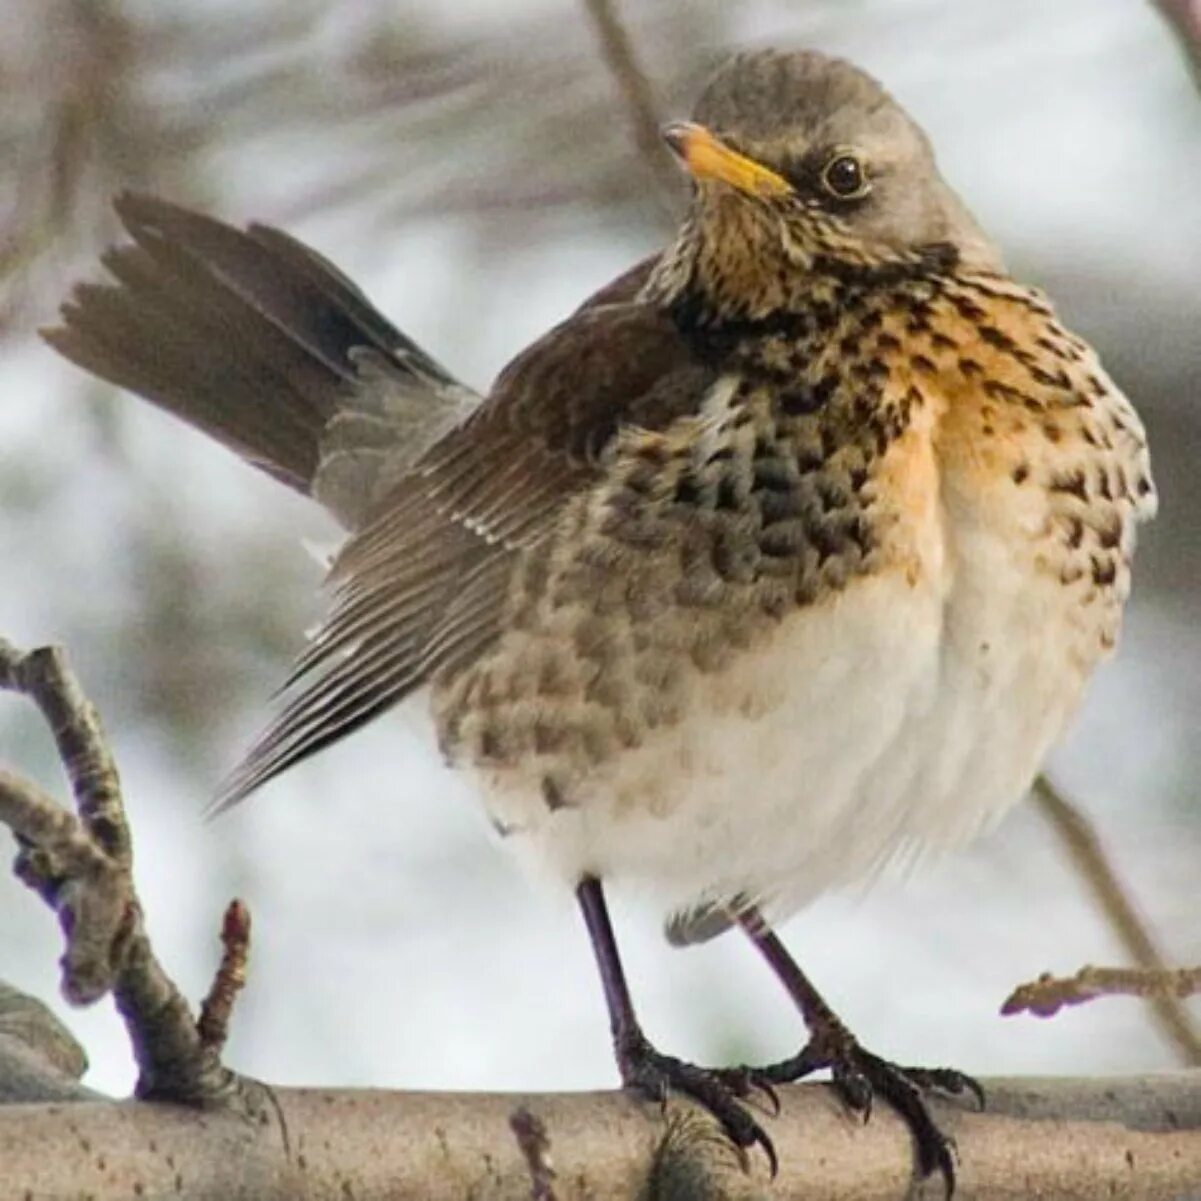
[{"x1": 1, "y1": 0, "x2": 1199, "y2": 1103}]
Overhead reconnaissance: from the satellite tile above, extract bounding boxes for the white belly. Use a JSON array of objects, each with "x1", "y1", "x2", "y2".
[{"x1": 469, "y1": 510, "x2": 1097, "y2": 931}]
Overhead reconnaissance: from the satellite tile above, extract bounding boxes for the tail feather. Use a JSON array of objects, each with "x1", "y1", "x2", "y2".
[{"x1": 43, "y1": 192, "x2": 476, "y2": 517}]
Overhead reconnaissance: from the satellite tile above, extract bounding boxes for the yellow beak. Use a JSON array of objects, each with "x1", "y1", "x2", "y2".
[{"x1": 662, "y1": 122, "x2": 792, "y2": 198}]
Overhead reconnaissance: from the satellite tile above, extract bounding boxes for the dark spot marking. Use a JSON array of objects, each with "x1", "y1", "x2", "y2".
[
  {"x1": 542, "y1": 776, "x2": 569, "y2": 811},
  {"x1": 759, "y1": 522, "x2": 803, "y2": 557},
  {"x1": 847, "y1": 516, "x2": 874, "y2": 557},
  {"x1": 1050, "y1": 471, "x2": 1088, "y2": 502},
  {"x1": 911, "y1": 354, "x2": 936, "y2": 375},
  {"x1": 715, "y1": 476, "x2": 741, "y2": 511},
  {"x1": 760, "y1": 489, "x2": 805, "y2": 522},
  {"x1": 635, "y1": 441, "x2": 669, "y2": 466},
  {"x1": 958, "y1": 358, "x2": 983, "y2": 378},
  {"x1": 780, "y1": 374, "x2": 836, "y2": 416},
  {"x1": 1042, "y1": 422, "x2": 1062, "y2": 444},
  {"x1": 796, "y1": 447, "x2": 824, "y2": 474},
  {"x1": 810, "y1": 523, "x2": 844, "y2": 566},
  {"x1": 673, "y1": 473, "x2": 701, "y2": 506},
  {"x1": 1091, "y1": 557, "x2": 1118, "y2": 588},
  {"x1": 753, "y1": 457, "x2": 794, "y2": 492},
  {"x1": 952, "y1": 295, "x2": 987, "y2": 322},
  {"x1": 817, "y1": 481, "x2": 848, "y2": 512},
  {"x1": 1012, "y1": 463, "x2": 1030, "y2": 485}
]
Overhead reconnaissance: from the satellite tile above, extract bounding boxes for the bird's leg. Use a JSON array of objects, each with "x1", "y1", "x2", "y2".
[
  {"x1": 719, "y1": 909, "x2": 981, "y2": 1194},
  {"x1": 575, "y1": 876, "x2": 777, "y2": 1173}
]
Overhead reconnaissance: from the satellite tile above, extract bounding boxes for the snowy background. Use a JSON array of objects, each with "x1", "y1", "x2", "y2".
[{"x1": 1, "y1": 0, "x2": 1199, "y2": 1099}]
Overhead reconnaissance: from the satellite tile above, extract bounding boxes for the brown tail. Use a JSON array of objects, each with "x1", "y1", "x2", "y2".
[{"x1": 42, "y1": 193, "x2": 476, "y2": 526}]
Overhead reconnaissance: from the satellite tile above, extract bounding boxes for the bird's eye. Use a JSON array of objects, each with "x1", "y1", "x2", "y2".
[{"x1": 821, "y1": 153, "x2": 869, "y2": 200}]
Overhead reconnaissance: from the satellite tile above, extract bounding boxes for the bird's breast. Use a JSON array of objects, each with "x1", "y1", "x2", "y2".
[{"x1": 432, "y1": 278, "x2": 1153, "y2": 928}]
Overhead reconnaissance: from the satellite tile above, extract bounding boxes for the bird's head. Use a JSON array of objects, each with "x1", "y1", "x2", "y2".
[{"x1": 651, "y1": 50, "x2": 999, "y2": 324}]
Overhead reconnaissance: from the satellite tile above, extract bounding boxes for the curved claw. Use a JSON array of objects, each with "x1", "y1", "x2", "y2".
[
  {"x1": 619, "y1": 1041, "x2": 779, "y2": 1177},
  {"x1": 736, "y1": 1038, "x2": 966, "y2": 1197},
  {"x1": 902, "y1": 1066, "x2": 986, "y2": 1111},
  {"x1": 831, "y1": 1061, "x2": 874, "y2": 1121},
  {"x1": 712, "y1": 1066, "x2": 782, "y2": 1117}
]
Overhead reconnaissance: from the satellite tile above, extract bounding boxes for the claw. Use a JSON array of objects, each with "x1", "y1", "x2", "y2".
[
  {"x1": 831, "y1": 1061, "x2": 874, "y2": 1120},
  {"x1": 729, "y1": 1037, "x2": 969, "y2": 1198},
  {"x1": 902, "y1": 1066, "x2": 985, "y2": 1111},
  {"x1": 616, "y1": 1033, "x2": 778, "y2": 1177},
  {"x1": 713, "y1": 1066, "x2": 782, "y2": 1116}
]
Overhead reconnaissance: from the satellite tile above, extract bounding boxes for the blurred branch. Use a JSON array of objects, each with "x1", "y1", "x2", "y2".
[
  {"x1": 580, "y1": 0, "x2": 682, "y2": 220},
  {"x1": 1003, "y1": 964, "x2": 1201, "y2": 1019},
  {"x1": 1032, "y1": 774, "x2": 1201, "y2": 1064},
  {"x1": 1153, "y1": 0, "x2": 1201, "y2": 84}
]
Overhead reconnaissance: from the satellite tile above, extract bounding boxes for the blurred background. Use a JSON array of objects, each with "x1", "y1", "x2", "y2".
[{"x1": 1, "y1": 0, "x2": 1199, "y2": 1100}]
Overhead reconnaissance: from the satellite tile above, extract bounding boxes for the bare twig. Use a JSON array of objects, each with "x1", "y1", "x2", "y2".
[
  {"x1": 1030, "y1": 774, "x2": 1201, "y2": 1063},
  {"x1": 1003, "y1": 965, "x2": 1201, "y2": 1019},
  {"x1": 580, "y1": 0, "x2": 682, "y2": 220},
  {"x1": 197, "y1": 901, "x2": 252, "y2": 1054},
  {"x1": 0, "y1": 639, "x2": 258, "y2": 1108}
]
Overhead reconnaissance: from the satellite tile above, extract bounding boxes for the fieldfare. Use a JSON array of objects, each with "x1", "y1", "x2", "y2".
[{"x1": 44, "y1": 48, "x2": 1155, "y2": 1193}]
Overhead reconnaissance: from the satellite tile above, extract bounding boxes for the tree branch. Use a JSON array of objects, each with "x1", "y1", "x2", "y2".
[{"x1": 0, "y1": 1069, "x2": 1199, "y2": 1199}]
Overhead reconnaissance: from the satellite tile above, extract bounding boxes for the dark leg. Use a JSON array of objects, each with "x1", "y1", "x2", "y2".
[
  {"x1": 727, "y1": 909, "x2": 982, "y2": 1196},
  {"x1": 576, "y1": 876, "x2": 777, "y2": 1173}
]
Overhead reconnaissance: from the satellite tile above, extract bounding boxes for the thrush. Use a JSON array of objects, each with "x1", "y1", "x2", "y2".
[{"x1": 44, "y1": 48, "x2": 1155, "y2": 1193}]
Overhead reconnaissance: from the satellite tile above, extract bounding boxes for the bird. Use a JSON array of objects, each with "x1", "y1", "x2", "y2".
[{"x1": 43, "y1": 47, "x2": 1155, "y2": 1194}]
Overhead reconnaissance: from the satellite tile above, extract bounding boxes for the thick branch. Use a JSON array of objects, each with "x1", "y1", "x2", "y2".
[{"x1": 1, "y1": 1075, "x2": 1200, "y2": 1200}]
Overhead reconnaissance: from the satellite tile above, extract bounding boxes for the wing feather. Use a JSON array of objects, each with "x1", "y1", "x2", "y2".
[{"x1": 217, "y1": 299, "x2": 711, "y2": 805}]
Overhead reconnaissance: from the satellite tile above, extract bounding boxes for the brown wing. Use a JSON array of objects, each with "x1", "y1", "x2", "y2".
[{"x1": 218, "y1": 297, "x2": 713, "y2": 804}]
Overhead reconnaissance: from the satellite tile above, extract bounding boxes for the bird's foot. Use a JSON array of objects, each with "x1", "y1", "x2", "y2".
[
  {"x1": 715, "y1": 1020, "x2": 982, "y2": 1196},
  {"x1": 615, "y1": 1026, "x2": 778, "y2": 1176}
]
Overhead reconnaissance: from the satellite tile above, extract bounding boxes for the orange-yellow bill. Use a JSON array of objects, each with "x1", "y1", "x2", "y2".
[{"x1": 661, "y1": 122, "x2": 792, "y2": 198}]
